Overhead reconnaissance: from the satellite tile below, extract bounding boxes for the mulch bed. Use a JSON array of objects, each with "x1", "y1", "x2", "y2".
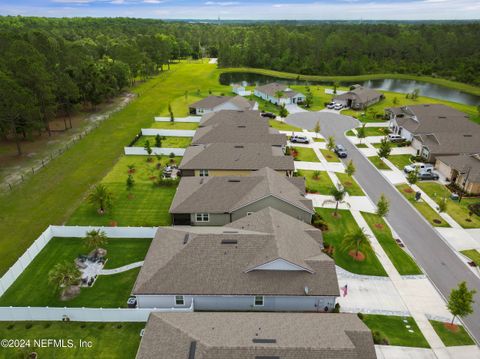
[
  {"x1": 433, "y1": 219, "x2": 442, "y2": 225},
  {"x1": 349, "y1": 250, "x2": 365, "y2": 262},
  {"x1": 374, "y1": 223, "x2": 384, "y2": 229},
  {"x1": 444, "y1": 322, "x2": 460, "y2": 333},
  {"x1": 403, "y1": 188, "x2": 414, "y2": 194},
  {"x1": 344, "y1": 181, "x2": 353, "y2": 186}
]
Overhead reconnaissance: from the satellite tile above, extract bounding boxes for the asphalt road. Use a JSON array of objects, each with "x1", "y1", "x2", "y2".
[{"x1": 286, "y1": 111, "x2": 480, "y2": 344}]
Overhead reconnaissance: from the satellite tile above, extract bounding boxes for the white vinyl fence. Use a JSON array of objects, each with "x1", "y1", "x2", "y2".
[
  {"x1": 141, "y1": 129, "x2": 195, "y2": 137},
  {"x1": 154, "y1": 116, "x2": 200, "y2": 123},
  {"x1": 124, "y1": 147, "x2": 185, "y2": 156}
]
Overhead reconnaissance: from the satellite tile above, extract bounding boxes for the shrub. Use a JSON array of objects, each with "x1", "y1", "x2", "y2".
[
  {"x1": 372, "y1": 330, "x2": 389, "y2": 345},
  {"x1": 357, "y1": 312, "x2": 364, "y2": 320},
  {"x1": 25, "y1": 323, "x2": 33, "y2": 329},
  {"x1": 154, "y1": 178, "x2": 180, "y2": 187},
  {"x1": 333, "y1": 303, "x2": 341, "y2": 313},
  {"x1": 468, "y1": 203, "x2": 480, "y2": 216},
  {"x1": 311, "y1": 212, "x2": 328, "y2": 231}
]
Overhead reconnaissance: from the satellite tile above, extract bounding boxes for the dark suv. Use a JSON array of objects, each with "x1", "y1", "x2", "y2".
[{"x1": 334, "y1": 144, "x2": 348, "y2": 158}]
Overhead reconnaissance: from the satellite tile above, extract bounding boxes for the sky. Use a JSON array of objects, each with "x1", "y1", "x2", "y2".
[{"x1": 1, "y1": 0, "x2": 479, "y2": 20}]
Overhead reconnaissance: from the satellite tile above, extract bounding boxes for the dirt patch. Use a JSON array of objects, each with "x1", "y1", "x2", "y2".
[
  {"x1": 466, "y1": 219, "x2": 472, "y2": 222},
  {"x1": 444, "y1": 322, "x2": 460, "y2": 333},
  {"x1": 109, "y1": 220, "x2": 118, "y2": 227},
  {"x1": 374, "y1": 223, "x2": 384, "y2": 229},
  {"x1": 349, "y1": 250, "x2": 365, "y2": 261},
  {"x1": 60, "y1": 285, "x2": 81, "y2": 301},
  {"x1": 331, "y1": 212, "x2": 342, "y2": 219},
  {"x1": 403, "y1": 188, "x2": 414, "y2": 194}
]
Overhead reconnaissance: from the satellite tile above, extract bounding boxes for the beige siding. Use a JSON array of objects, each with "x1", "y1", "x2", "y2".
[{"x1": 435, "y1": 159, "x2": 453, "y2": 180}]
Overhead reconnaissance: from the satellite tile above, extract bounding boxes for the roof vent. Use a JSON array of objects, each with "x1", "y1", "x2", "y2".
[
  {"x1": 464, "y1": 134, "x2": 472, "y2": 137},
  {"x1": 188, "y1": 341, "x2": 197, "y2": 359},
  {"x1": 221, "y1": 239, "x2": 238, "y2": 244},
  {"x1": 234, "y1": 145, "x2": 244, "y2": 149},
  {"x1": 252, "y1": 338, "x2": 277, "y2": 344},
  {"x1": 438, "y1": 116, "x2": 446, "y2": 119},
  {"x1": 238, "y1": 125, "x2": 246, "y2": 128},
  {"x1": 228, "y1": 179, "x2": 241, "y2": 183}
]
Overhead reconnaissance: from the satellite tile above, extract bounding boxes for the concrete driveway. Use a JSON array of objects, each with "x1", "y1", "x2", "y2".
[{"x1": 286, "y1": 111, "x2": 480, "y2": 344}]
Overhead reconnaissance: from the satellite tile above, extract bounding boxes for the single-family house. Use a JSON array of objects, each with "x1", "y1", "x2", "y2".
[
  {"x1": 232, "y1": 82, "x2": 251, "y2": 96},
  {"x1": 169, "y1": 167, "x2": 314, "y2": 225},
  {"x1": 136, "y1": 312, "x2": 376, "y2": 359},
  {"x1": 132, "y1": 207, "x2": 339, "y2": 311},
  {"x1": 254, "y1": 82, "x2": 305, "y2": 105},
  {"x1": 199, "y1": 109, "x2": 266, "y2": 127},
  {"x1": 334, "y1": 85, "x2": 384, "y2": 110},
  {"x1": 179, "y1": 143, "x2": 294, "y2": 177},
  {"x1": 386, "y1": 104, "x2": 480, "y2": 162},
  {"x1": 189, "y1": 95, "x2": 257, "y2": 115},
  {"x1": 435, "y1": 154, "x2": 480, "y2": 195}
]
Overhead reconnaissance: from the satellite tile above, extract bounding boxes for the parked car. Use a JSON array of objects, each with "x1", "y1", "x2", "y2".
[
  {"x1": 327, "y1": 102, "x2": 336, "y2": 109},
  {"x1": 261, "y1": 112, "x2": 276, "y2": 119},
  {"x1": 417, "y1": 170, "x2": 439, "y2": 181},
  {"x1": 334, "y1": 144, "x2": 348, "y2": 158},
  {"x1": 334, "y1": 103, "x2": 344, "y2": 110},
  {"x1": 403, "y1": 163, "x2": 433, "y2": 173},
  {"x1": 290, "y1": 135, "x2": 310, "y2": 144},
  {"x1": 387, "y1": 134, "x2": 404, "y2": 142}
]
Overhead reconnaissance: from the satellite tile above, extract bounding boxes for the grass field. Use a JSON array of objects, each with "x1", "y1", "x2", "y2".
[
  {"x1": 385, "y1": 154, "x2": 412, "y2": 170},
  {"x1": 396, "y1": 184, "x2": 450, "y2": 227},
  {"x1": 416, "y1": 182, "x2": 480, "y2": 229},
  {"x1": 67, "y1": 155, "x2": 179, "y2": 227},
  {"x1": 0, "y1": 237, "x2": 151, "y2": 307},
  {"x1": 269, "y1": 119, "x2": 301, "y2": 131},
  {"x1": 430, "y1": 320, "x2": 475, "y2": 346},
  {"x1": 292, "y1": 147, "x2": 319, "y2": 162},
  {"x1": 361, "y1": 212, "x2": 422, "y2": 275},
  {"x1": 297, "y1": 170, "x2": 335, "y2": 194},
  {"x1": 0, "y1": 321, "x2": 144, "y2": 359},
  {"x1": 136, "y1": 136, "x2": 192, "y2": 148},
  {"x1": 336, "y1": 173, "x2": 365, "y2": 196},
  {"x1": 368, "y1": 156, "x2": 390, "y2": 170},
  {"x1": 150, "y1": 122, "x2": 199, "y2": 130},
  {"x1": 320, "y1": 149, "x2": 340, "y2": 162},
  {"x1": 461, "y1": 249, "x2": 480, "y2": 266},
  {"x1": 361, "y1": 314, "x2": 430, "y2": 348},
  {"x1": 316, "y1": 208, "x2": 387, "y2": 276}
]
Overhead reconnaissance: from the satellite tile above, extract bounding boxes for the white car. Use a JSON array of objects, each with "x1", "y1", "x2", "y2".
[
  {"x1": 290, "y1": 135, "x2": 310, "y2": 144},
  {"x1": 404, "y1": 163, "x2": 433, "y2": 173},
  {"x1": 327, "y1": 102, "x2": 336, "y2": 109},
  {"x1": 334, "y1": 104, "x2": 344, "y2": 110},
  {"x1": 387, "y1": 134, "x2": 404, "y2": 142}
]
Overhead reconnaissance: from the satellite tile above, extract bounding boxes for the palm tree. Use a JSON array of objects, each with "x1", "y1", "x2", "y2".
[
  {"x1": 327, "y1": 136, "x2": 336, "y2": 152},
  {"x1": 323, "y1": 186, "x2": 350, "y2": 217},
  {"x1": 88, "y1": 184, "x2": 113, "y2": 214},
  {"x1": 343, "y1": 228, "x2": 371, "y2": 259},
  {"x1": 275, "y1": 90, "x2": 284, "y2": 105},
  {"x1": 48, "y1": 261, "x2": 81, "y2": 292},
  {"x1": 84, "y1": 229, "x2": 108, "y2": 251}
]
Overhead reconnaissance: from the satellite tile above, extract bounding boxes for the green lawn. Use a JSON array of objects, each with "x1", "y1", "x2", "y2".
[
  {"x1": 0, "y1": 61, "x2": 232, "y2": 276},
  {"x1": 336, "y1": 173, "x2": 365, "y2": 196},
  {"x1": 315, "y1": 208, "x2": 387, "y2": 276},
  {"x1": 313, "y1": 137, "x2": 325, "y2": 142},
  {"x1": 0, "y1": 237, "x2": 151, "y2": 307},
  {"x1": 320, "y1": 149, "x2": 340, "y2": 162},
  {"x1": 361, "y1": 314, "x2": 430, "y2": 348},
  {"x1": 396, "y1": 184, "x2": 450, "y2": 227},
  {"x1": 461, "y1": 249, "x2": 480, "y2": 266},
  {"x1": 269, "y1": 119, "x2": 301, "y2": 132},
  {"x1": 136, "y1": 136, "x2": 192, "y2": 148},
  {"x1": 368, "y1": 156, "x2": 390, "y2": 170},
  {"x1": 150, "y1": 121, "x2": 198, "y2": 130},
  {"x1": 387, "y1": 154, "x2": 413, "y2": 170},
  {"x1": 416, "y1": 182, "x2": 480, "y2": 229},
  {"x1": 0, "y1": 321, "x2": 144, "y2": 359},
  {"x1": 430, "y1": 320, "x2": 475, "y2": 346},
  {"x1": 290, "y1": 84, "x2": 334, "y2": 111},
  {"x1": 68, "y1": 155, "x2": 179, "y2": 227},
  {"x1": 292, "y1": 147, "x2": 320, "y2": 162},
  {"x1": 361, "y1": 212, "x2": 422, "y2": 275},
  {"x1": 346, "y1": 130, "x2": 356, "y2": 136},
  {"x1": 297, "y1": 170, "x2": 335, "y2": 194},
  {"x1": 362, "y1": 127, "x2": 390, "y2": 137},
  {"x1": 356, "y1": 143, "x2": 369, "y2": 148}
]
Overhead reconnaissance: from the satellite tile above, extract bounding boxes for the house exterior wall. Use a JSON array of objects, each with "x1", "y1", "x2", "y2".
[
  {"x1": 254, "y1": 89, "x2": 292, "y2": 106},
  {"x1": 189, "y1": 213, "x2": 231, "y2": 226},
  {"x1": 435, "y1": 159, "x2": 453, "y2": 180},
  {"x1": 232, "y1": 196, "x2": 312, "y2": 223},
  {"x1": 136, "y1": 294, "x2": 337, "y2": 312},
  {"x1": 389, "y1": 117, "x2": 415, "y2": 142}
]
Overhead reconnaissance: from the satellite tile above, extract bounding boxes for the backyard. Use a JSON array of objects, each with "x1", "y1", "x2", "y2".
[
  {"x1": 0, "y1": 237, "x2": 151, "y2": 307},
  {"x1": 0, "y1": 321, "x2": 144, "y2": 359},
  {"x1": 336, "y1": 172, "x2": 365, "y2": 196},
  {"x1": 315, "y1": 208, "x2": 387, "y2": 276},
  {"x1": 396, "y1": 184, "x2": 450, "y2": 227},
  {"x1": 150, "y1": 121, "x2": 199, "y2": 130},
  {"x1": 361, "y1": 212, "x2": 422, "y2": 275},
  {"x1": 416, "y1": 182, "x2": 480, "y2": 228},
  {"x1": 291, "y1": 147, "x2": 320, "y2": 162},
  {"x1": 297, "y1": 170, "x2": 335, "y2": 194}
]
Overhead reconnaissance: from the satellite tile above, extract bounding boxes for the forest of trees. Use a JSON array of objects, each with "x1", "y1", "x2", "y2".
[{"x1": 0, "y1": 16, "x2": 479, "y2": 154}]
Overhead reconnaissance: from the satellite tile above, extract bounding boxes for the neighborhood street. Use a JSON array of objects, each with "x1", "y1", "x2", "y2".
[{"x1": 286, "y1": 111, "x2": 480, "y2": 344}]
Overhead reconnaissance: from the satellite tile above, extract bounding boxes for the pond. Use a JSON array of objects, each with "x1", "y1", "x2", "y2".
[{"x1": 219, "y1": 72, "x2": 480, "y2": 106}]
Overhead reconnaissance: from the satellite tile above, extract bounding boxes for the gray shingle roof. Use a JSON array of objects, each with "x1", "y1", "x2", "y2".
[
  {"x1": 414, "y1": 132, "x2": 480, "y2": 156},
  {"x1": 136, "y1": 312, "x2": 376, "y2": 359},
  {"x1": 437, "y1": 154, "x2": 480, "y2": 182},
  {"x1": 179, "y1": 143, "x2": 294, "y2": 171},
  {"x1": 169, "y1": 167, "x2": 313, "y2": 214},
  {"x1": 255, "y1": 82, "x2": 303, "y2": 99},
  {"x1": 189, "y1": 95, "x2": 254, "y2": 110},
  {"x1": 133, "y1": 207, "x2": 338, "y2": 296},
  {"x1": 199, "y1": 110, "x2": 266, "y2": 127},
  {"x1": 334, "y1": 86, "x2": 383, "y2": 104}
]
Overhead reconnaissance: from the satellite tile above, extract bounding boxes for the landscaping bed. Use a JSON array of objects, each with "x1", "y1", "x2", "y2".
[
  {"x1": 320, "y1": 149, "x2": 340, "y2": 162},
  {"x1": 315, "y1": 208, "x2": 387, "y2": 276},
  {"x1": 336, "y1": 173, "x2": 365, "y2": 196},
  {"x1": 0, "y1": 237, "x2": 151, "y2": 307},
  {"x1": 396, "y1": 184, "x2": 450, "y2": 228},
  {"x1": 0, "y1": 321, "x2": 144, "y2": 359},
  {"x1": 361, "y1": 212, "x2": 422, "y2": 275},
  {"x1": 291, "y1": 147, "x2": 320, "y2": 162},
  {"x1": 361, "y1": 314, "x2": 430, "y2": 348},
  {"x1": 297, "y1": 170, "x2": 335, "y2": 194},
  {"x1": 429, "y1": 320, "x2": 475, "y2": 346},
  {"x1": 368, "y1": 156, "x2": 390, "y2": 170}
]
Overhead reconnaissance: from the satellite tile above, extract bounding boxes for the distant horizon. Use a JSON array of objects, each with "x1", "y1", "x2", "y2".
[{"x1": 2, "y1": 0, "x2": 479, "y2": 20}]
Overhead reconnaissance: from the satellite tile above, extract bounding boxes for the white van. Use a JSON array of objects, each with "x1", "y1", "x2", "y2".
[{"x1": 404, "y1": 163, "x2": 433, "y2": 173}]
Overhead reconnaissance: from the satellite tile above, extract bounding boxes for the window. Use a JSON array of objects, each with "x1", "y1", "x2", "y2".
[
  {"x1": 199, "y1": 169, "x2": 209, "y2": 177},
  {"x1": 254, "y1": 296, "x2": 264, "y2": 307},
  {"x1": 175, "y1": 295, "x2": 184, "y2": 306},
  {"x1": 195, "y1": 213, "x2": 209, "y2": 222}
]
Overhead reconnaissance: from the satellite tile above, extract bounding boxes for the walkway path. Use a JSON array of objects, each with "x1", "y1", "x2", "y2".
[{"x1": 99, "y1": 261, "x2": 144, "y2": 275}]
